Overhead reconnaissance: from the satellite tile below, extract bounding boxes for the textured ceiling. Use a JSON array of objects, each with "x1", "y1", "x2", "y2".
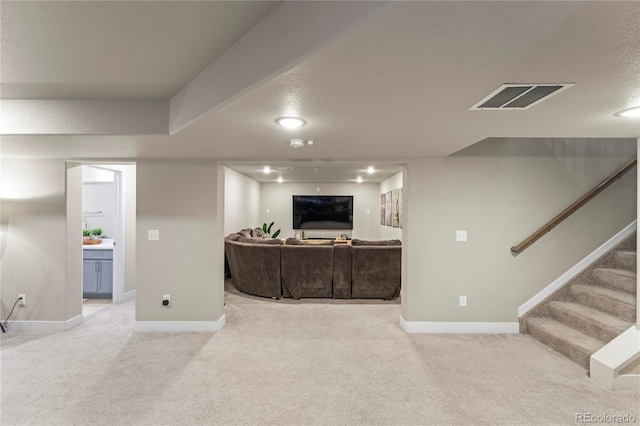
[
  {"x1": 1, "y1": 1, "x2": 281, "y2": 98},
  {"x1": 1, "y1": 1, "x2": 639, "y2": 172}
]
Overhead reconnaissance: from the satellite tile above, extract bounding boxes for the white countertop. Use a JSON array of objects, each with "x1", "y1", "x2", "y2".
[{"x1": 83, "y1": 238, "x2": 114, "y2": 250}]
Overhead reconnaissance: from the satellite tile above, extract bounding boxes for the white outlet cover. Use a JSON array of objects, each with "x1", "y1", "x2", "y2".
[
  {"x1": 148, "y1": 230, "x2": 160, "y2": 241},
  {"x1": 266, "y1": 208, "x2": 270, "y2": 214},
  {"x1": 459, "y1": 295, "x2": 467, "y2": 306},
  {"x1": 456, "y1": 230, "x2": 467, "y2": 242}
]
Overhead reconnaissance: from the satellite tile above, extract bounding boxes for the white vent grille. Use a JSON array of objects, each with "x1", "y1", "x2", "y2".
[{"x1": 470, "y1": 83, "x2": 574, "y2": 110}]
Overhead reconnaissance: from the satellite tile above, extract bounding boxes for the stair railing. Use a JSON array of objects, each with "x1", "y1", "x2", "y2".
[{"x1": 510, "y1": 158, "x2": 637, "y2": 256}]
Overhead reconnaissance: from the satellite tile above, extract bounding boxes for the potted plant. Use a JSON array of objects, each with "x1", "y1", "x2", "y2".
[{"x1": 262, "y1": 222, "x2": 281, "y2": 239}]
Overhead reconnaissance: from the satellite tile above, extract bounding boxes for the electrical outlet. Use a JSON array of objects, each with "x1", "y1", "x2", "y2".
[
  {"x1": 459, "y1": 295, "x2": 467, "y2": 307},
  {"x1": 148, "y1": 230, "x2": 160, "y2": 241},
  {"x1": 162, "y1": 294, "x2": 171, "y2": 307},
  {"x1": 18, "y1": 294, "x2": 26, "y2": 307}
]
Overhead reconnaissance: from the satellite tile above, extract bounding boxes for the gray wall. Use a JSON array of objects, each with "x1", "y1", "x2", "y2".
[
  {"x1": 261, "y1": 182, "x2": 379, "y2": 240},
  {"x1": 403, "y1": 154, "x2": 636, "y2": 323},
  {"x1": 136, "y1": 162, "x2": 223, "y2": 322},
  {"x1": 1, "y1": 158, "x2": 80, "y2": 322},
  {"x1": 224, "y1": 167, "x2": 261, "y2": 235}
]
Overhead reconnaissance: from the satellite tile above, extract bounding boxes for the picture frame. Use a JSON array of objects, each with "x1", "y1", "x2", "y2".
[
  {"x1": 385, "y1": 191, "x2": 392, "y2": 226},
  {"x1": 392, "y1": 188, "x2": 400, "y2": 228},
  {"x1": 380, "y1": 193, "x2": 386, "y2": 225}
]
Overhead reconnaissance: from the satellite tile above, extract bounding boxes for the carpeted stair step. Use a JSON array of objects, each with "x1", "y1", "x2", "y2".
[
  {"x1": 615, "y1": 251, "x2": 636, "y2": 271},
  {"x1": 571, "y1": 284, "x2": 636, "y2": 323},
  {"x1": 548, "y1": 301, "x2": 632, "y2": 343},
  {"x1": 592, "y1": 268, "x2": 636, "y2": 295},
  {"x1": 527, "y1": 317, "x2": 604, "y2": 369}
]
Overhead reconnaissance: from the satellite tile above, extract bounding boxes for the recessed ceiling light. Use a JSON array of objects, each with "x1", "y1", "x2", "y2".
[
  {"x1": 289, "y1": 139, "x2": 305, "y2": 148},
  {"x1": 356, "y1": 176, "x2": 363, "y2": 183},
  {"x1": 616, "y1": 106, "x2": 640, "y2": 118},
  {"x1": 277, "y1": 177, "x2": 284, "y2": 183},
  {"x1": 366, "y1": 166, "x2": 375, "y2": 174},
  {"x1": 262, "y1": 166, "x2": 271, "y2": 174},
  {"x1": 276, "y1": 117, "x2": 306, "y2": 128}
]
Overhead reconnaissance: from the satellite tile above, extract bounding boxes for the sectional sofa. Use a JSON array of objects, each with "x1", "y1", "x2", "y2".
[{"x1": 224, "y1": 229, "x2": 401, "y2": 300}]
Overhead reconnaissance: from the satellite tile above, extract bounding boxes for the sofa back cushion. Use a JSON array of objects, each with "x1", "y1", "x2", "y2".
[{"x1": 351, "y1": 239, "x2": 401, "y2": 246}]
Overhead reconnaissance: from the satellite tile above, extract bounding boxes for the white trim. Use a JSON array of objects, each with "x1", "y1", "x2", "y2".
[
  {"x1": 6, "y1": 314, "x2": 84, "y2": 333},
  {"x1": 111, "y1": 169, "x2": 125, "y2": 304},
  {"x1": 120, "y1": 289, "x2": 136, "y2": 302},
  {"x1": 518, "y1": 221, "x2": 637, "y2": 317},
  {"x1": 133, "y1": 314, "x2": 226, "y2": 332},
  {"x1": 399, "y1": 315, "x2": 518, "y2": 334},
  {"x1": 590, "y1": 326, "x2": 640, "y2": 391}
]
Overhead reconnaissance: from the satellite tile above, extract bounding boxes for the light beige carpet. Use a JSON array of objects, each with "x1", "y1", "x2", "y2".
[{"x1": 1, "y1": 284, "x2": 638, "y2": 426}]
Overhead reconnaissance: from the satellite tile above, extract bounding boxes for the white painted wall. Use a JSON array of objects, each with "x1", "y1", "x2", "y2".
[
  {"x1": 261, "y1": 182, "x2": 379, "y2": 240},
  {"x1": 82, "y1": 176, "x2": 116, "y2": 237},
  {"x1": 136, "y1": 162, "x2": 223, "y2": 323},
  {"x1": 0, "y1": 158, "x2": 80, "y2": 322},
  {"x1": 224, "y1": 167, "x2": 261, "y2": 235},
  {"x1": 403, "y1": 154, "x2": 636, "y2": 323},
  {"x1": 379, "y1": 171, "x2": 403, "y2": 241}
]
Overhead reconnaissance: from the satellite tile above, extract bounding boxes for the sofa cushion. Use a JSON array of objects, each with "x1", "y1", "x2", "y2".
[
  {"x1": 285, "y1": 238, "x2": 334, "y2": 246},
  {"x1": 227, "y1": 233, "x2": 242, "y2": 241},
  {"x1": 237, "y1": 236, "x2": 283, "y2": 245},
  {"x1": 238, "y1": 229, "x2": 252, "y2": 237},
  {"x1": 351, "y1": 239, "x2": 401, "y2": 246},
  {"x1": 251, "y1": 228, "x2": 267, "y2": 238}
]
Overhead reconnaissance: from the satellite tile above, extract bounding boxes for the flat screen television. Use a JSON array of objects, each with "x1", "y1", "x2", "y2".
[{"x1": 293, "y1": 195, "x2": 353, "y2": 230}]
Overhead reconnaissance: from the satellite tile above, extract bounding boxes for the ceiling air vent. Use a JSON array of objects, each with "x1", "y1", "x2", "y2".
[{"x1": 470, "y1": 83, "x2": 574, "y2": 110}]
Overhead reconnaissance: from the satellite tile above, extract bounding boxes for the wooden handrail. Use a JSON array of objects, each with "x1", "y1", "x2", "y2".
[{"x1": 511, "y1": 157, "x2": 637, "y2": 255}]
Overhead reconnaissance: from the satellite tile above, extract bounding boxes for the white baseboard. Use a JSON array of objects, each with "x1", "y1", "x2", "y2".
[
  {"x1": 133, "y1": 314, "x2": 226, "y2": 332},
  {"x1": 120, "y1": 289, "x2": 136, "y2": 302},
  {"x1": 400, "y1": 315, "x2": 518, "y2": 334},
  {"x1": 6, "y1": 314, "x2": 84, "y2": 333},
  {"x1": 518, "y1": 220, "x2": 637, "y2": 317}
]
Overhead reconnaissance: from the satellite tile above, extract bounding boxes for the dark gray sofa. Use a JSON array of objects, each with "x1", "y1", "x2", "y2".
[
  {"x1": 351, "y1": 239, "x2": 402, "y2": 299},
  {"x1": 281, "y1": 239, "x2": 334, "y2": 299},
  {"x1": 225, "y1": 231, "x2": 401, "y2": 300},
  {"x1": 224, "y1": 232, "x2": 283, "y2": 298}
]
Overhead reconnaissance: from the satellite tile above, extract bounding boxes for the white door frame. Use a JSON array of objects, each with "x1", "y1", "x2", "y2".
[{"x1": 112, "y1": 169, "x2": 125, "y2": 303}]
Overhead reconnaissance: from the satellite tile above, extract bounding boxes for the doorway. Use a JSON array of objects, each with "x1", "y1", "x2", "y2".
[{"x1": 79, "y1": 164, "x2": 136, "y2": 318}]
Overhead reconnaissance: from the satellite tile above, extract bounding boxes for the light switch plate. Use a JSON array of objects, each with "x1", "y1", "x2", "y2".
[
  {"x1": 459, "y1": 295, "x2": 467, "y2": 307},
  {"x1": 456, "y1": 230, "x2": 467, "y2": 242},
  {"x1": 148, "y1": 230, "x2": 160, "y2": 241}
]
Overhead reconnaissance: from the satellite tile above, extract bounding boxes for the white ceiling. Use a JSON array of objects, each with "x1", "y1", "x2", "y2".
[
  {"x1": 1, "y1": 1, "x2": 638, "y2": 183},
  {"x1": 1, "y1": 1, "x2": 281, "y2": 98}
]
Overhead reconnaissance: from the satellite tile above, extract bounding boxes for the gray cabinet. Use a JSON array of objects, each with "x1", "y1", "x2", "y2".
[{"x1": 83, "y1": 250, "x2": 113, "y2": 296}]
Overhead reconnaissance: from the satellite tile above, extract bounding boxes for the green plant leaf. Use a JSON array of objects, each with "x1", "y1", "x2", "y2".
[
  {"x1": 262, "y1": 223, "x2": 268, "y2": 233},
  {"x1": 267, "y1": 222, "x2": 274, "y2": 234},
  {"x1": 272, "y1": 229, "x2": 281, "y2": 239}
]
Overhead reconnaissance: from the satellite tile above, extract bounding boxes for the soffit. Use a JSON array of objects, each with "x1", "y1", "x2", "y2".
[{"x1": 1, "y1": 1, "x2": 638, "y2": 161}]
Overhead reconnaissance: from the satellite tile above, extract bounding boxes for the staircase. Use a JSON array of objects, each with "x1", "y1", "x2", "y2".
[{"x1": 522, "y1": 235, "x2": 637, "y2": 370}]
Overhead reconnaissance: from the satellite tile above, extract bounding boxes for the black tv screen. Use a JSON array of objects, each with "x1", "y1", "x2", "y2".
[{"x1": 293, "y1": 196, "x2": 353, "y2": 230}]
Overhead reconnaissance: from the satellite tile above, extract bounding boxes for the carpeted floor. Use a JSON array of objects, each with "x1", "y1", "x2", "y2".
[{"x1": 1, "y1": 283, "x2": 638, "y2": 426}]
